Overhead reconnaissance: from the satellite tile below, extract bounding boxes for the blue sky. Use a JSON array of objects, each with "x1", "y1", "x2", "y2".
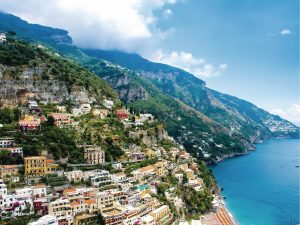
[
  {"x1": 155, "y1": 0, "x2": 298, "y2": 112},
  {"x1": 0, "y1": 0, "x2": 299, "y2": 124}
]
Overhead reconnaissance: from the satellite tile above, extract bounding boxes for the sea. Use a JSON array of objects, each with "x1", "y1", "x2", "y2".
[{"x1": 211, "y1": 139, "x2": 299, "y2": 225}]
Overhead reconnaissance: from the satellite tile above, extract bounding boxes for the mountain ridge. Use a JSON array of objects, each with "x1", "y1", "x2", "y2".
[
  {"x1": 83, "y1": 48, "x2": 299, "y2": 140},
  {"x1": 0, "y1": 12, "x2": 298, "y2": 163}
]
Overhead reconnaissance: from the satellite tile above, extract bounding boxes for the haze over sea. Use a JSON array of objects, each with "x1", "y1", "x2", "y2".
[{"x1": 212, "y1": 139, "x2": 299, "y2": 225}]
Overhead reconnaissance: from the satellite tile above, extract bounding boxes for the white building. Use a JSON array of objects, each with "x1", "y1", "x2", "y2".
[
  {"x1": 111, "y1": 172, "x2": 127, "y2": 183},
  {"x1": 55, "y1": 105, "x2": 66, "y2": 113},
  {"x1": 90, "y1": 170, "x2": 112, "y2": 188},
  {"x1": 0, "y1": 194, "x2": 16, "y2": 209},
  {"x1": 126, "y1": 191, "x2": 141, "y2": 206},
  {"x1": 28, "y1": 215, "x2": 58, "y2": 225},
  {"x1": 0, "y1": 146, "x2": 23, "y2": 157},
  {"x1": 0, "y1": 183, "x2": 7, "y2": 196},
  {"x1": 140, "y1": 214, "x2": 155, "y2": 225},
  {"x1": 79, "y1": 103, "x2": 91, "y2": 114},
  {"x1": 15, "y1": 187, "x2": 33, "y2": 196},
  {"x1": 72, "y1": 108, "x2": 82, "y2": 117},
  {"x1": 136, "y1": 114, "x2": 155, "y2": 124},
  {"x1": 103, "y1": 100, "x2": 114, "y2": 109},
  {"x1": 0, "y1": 138, "x2": 14, "y2": 148},
  {"x1": 0, "y1": 33, "x2": 6, "y2": 44},
  {"x1": 112, "y1": 163, "x2": 122, "y2": 170},
  {"x1": 0, "y1": 193, "x2": 33, "y2": 217},
  {"x1": 72, "y1": 104, "x2": 92, "y2": 116},
  {"x1": 48, "y1": 198, "x2": 73, "y2": 225},
  {"x1": 28, "y1": 100, "x2": 39, "y2": 110},
  {"x1": 32, "y1": 183, "x2": 47, "y2": 198},
  {"x1": 64, "y1": 170, "x2": 83, "y2": 182}
]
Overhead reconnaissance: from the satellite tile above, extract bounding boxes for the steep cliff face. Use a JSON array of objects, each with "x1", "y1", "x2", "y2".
[
  {"x1": 1, "y1": 12, "x2": 298, "y2": 163},
  {"x1": 129, "y1": 125, "x2": 170, "y2": 147},
  {"x1": 83, "y1": 49, "x2": 299, "y2": 141},
  {"x1": 100, "y1": 68, "x2": 149, "y2": 103},
  {"x1": 0, "y1": 40, "x2": 119, "y2": 108}
]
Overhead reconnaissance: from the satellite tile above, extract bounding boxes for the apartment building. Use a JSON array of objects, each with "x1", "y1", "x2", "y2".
[{"x1": 84, "y1": 145, "x2": 105, "y2": 165}]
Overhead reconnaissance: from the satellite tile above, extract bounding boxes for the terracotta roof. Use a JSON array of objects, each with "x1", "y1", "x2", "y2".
[
  {"x1": 19, "y1": 120, "x2": 40, "y2": 126},
  {"x1": 46, "y1": 159, "x2": 55, "y2": 163},
  {"x1": 113, "y1": 172, "x2": 125, "y2": 177},
  {"x1": 63, "y1": 188, "x2": 77, "y2": 195},
  {"x1": 70, "y1": 201, "x2": 80, "y2": 206},
  {"x1": 84, "y1": 199, "x2": 96, "y2": 205},
  {"x1": 139, "y1": 165, "x2": 155, "y2": 173},
  {"x1": 50, "y1": 113, "x2": 70, "y2": 120},
  {"x1": 25, "y1": 156, "x2": 46, "y2": 160},
  {"x1": 0, "y1": 165, "x2": 17, "y2": 169},
  {"x1": 34, "y1": 183, "x2": 46, "y2": 188}
]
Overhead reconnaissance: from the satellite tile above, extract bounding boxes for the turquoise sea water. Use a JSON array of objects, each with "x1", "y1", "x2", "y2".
[{"x1": 211, "y1": 139, "x2": 299, "y2": 225}]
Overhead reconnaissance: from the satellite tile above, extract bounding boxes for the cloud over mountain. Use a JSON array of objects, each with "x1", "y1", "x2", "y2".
[
  {"x1": 151, "y1": 50, "x2": 228, "y2": 78},
  {"x1": 0, "y1": 0, "x2": 178, "y2": 52},
  {"x1": 271, "y1": 104, "x2": 300, "y2": 126},
  {"x1": 0, "y1": 0, "x2": 226, "y2": 80}
]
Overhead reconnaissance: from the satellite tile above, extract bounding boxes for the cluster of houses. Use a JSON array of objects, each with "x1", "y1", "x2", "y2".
[
  {"x1": 0, "y1": 97, "x2": 232, "y2": 225},
  {"x1": 0, "y1": 141, "x2": 208, "y2": 225},
  {"x1": 16, "y1": 99, "x2": 156, "y2": 132}
]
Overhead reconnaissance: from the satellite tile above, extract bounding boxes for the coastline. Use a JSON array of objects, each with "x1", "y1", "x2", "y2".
[
  {"x1": 207, "y1": 141, "x2": 260, "y2": 224},
  {"x1": 210, "y1": 138, "x2": 300, "y2": 225}
]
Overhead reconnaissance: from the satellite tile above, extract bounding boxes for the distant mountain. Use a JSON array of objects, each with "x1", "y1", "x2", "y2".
[
  {"x1": 0, "y1": 12, "x2": 72, "y2": 45},
  {"x1": 83, "y1": 49, "x2": 299, "y2": 140},
  {"x1": 0, "y1": 11, "x2": 298, "y2": 163}
]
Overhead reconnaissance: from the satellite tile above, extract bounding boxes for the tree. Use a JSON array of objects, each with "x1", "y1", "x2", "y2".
[
  {"x1": 46, "y1": 115, "x2": 55, "y2": 126},
  {"x1": 182, "y1": 173, "x2": 188, "y2": 184},
  {"x1": 8, "y1": 31, "x2": 17, "y2": 36},
  {"x1": 0, "y1": 150, "x2": 15, "y2": 165}
]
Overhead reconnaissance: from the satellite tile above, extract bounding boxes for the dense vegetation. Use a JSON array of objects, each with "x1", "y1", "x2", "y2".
[
  {"x1": 0, "y1": 39, "x2": 37, "y2": 66},
  {"x1": 0, "y1": 38, "x2": 119, "y2": 106},
  {"x1": 75, "y1": 59, "x2": 245, "y2": 162},
  {"x1": 1, "y1": 12, "x2": 299, "y2": 164}
]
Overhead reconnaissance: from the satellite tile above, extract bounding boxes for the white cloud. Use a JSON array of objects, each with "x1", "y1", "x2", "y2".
[
  {"x1": 0, "y1": 0, "x2": 178, "y2": 52},
  {"x1": 151, "y1": 50, "x2": 227, "y2": 78},
  {"x1": 163, "y1": 8, "x2": 172, "y2": 18},
  {"x1": 280, "y1": 29, "x2": 291, "y2": 36},
  {"x1": 0, "y1": 0, "x2": 227, "y2": 80},
  {"x1": 270, "y1": 104, "x2": 300, "y2": 125},
  {"x1": 219, "y1": 63, "x2": 228, "y2": 70}
]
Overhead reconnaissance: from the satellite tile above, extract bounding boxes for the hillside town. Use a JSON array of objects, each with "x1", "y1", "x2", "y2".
[{"x1": 0, "y1": 95, "x2": 235, "y2": 225}]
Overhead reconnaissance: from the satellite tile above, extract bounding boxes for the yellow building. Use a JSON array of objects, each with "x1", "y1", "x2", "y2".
[
  {"x1": 150, "y1": 205, "x2": 171, "y2": 222},
  {"x1": 145, "y1": 148, "x2": 155, "y2": 158},
  {"x1": 46, "y1": 159, "x2": 58, "y2": 174},
  {"x1": 24, "y1": 156, "x2": 58, "y2": 177},
  {"x1": 186, "y1": 170, "x2": 196, "y2": 180},
  {"x1": 154, "y1": 161, "x2": 167, "y2": 176}
]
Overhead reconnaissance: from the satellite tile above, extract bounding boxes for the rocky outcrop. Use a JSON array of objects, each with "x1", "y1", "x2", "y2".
[
  {"x1": 129, "y1": 125, "x2": 170, "y2": 147},
  {"x1": 118, "y1": 86, "x2": 148, "y2": 103},
  {"x1": 102, "y1": 73, "x2": 148, "y2": 103},
  {"x1": 0, "y1": 64, "x2": 99, "y2": 108},
  {"x1": 0, "y1": 80, "x2": 97, "y2": 108}
]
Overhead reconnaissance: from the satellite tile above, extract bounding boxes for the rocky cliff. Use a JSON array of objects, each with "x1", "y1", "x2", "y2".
[{"x1": 0, "y1": 40, "x2": 119, "y2": 108}]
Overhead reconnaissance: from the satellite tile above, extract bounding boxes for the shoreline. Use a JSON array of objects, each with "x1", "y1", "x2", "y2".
[
  {"x1": 210, "y1": 138, "x2": 300, "y2": 225},
  {"x1": 211, "y1": 137, "x2": 300, "y2": 164},
  {"x1": 207, "y1": 141, "x2": 261, "y2": 224}
]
